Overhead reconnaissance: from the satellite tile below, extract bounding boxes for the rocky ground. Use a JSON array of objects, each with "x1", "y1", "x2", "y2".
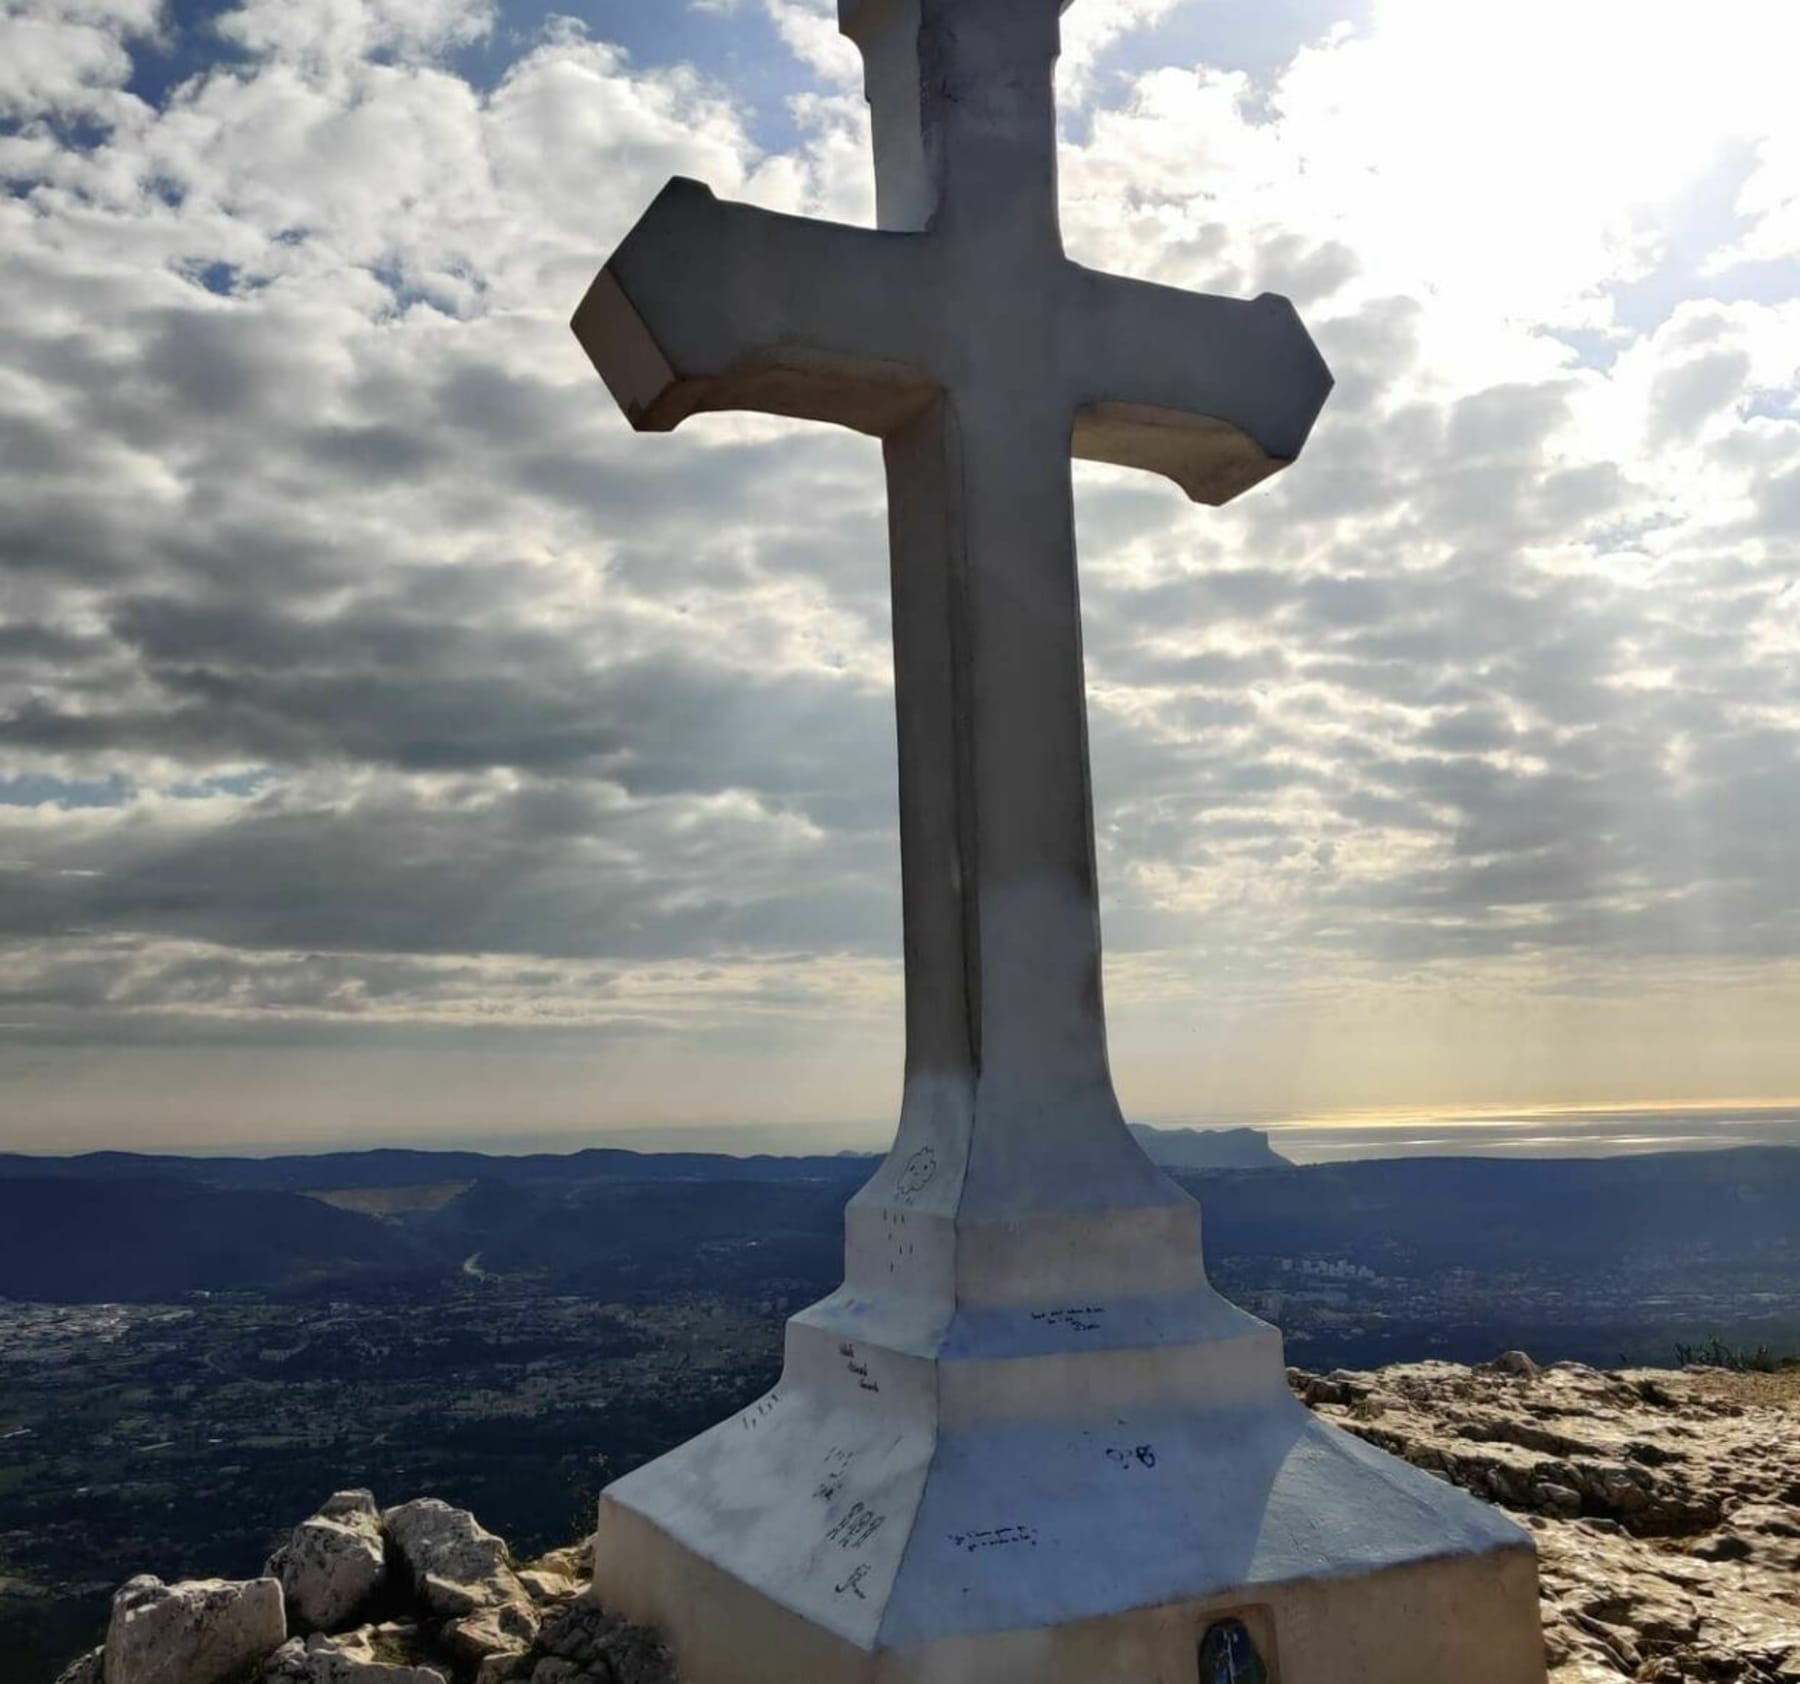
[
  {"x1": 53, "y1": 1495, "x2": 670, "y2": 1684},
  {"x1": 1295, "y1": 1355, "x2": 1800, "y2": 1682},
  {"x1": 51, "y1": 1356, "x2": 1800, "y2": 1683}
]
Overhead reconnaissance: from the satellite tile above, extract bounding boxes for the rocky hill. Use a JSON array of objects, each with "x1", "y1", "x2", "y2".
[{"x1": 46, "y1": 1358, "x2": 1800, "y2": 1684}]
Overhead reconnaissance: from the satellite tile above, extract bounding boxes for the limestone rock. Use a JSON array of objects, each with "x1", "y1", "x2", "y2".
[
  {"x1": 514, "y1": 1568, "x2": 581, "y2": 1604},
  {"x1": 319, "y1": 1491, "x2": 382, "y2": 1524},
  {"x1": 104, "y1": 1573, "x2": 287, "y2": 1684},
  {"x1": 382, "y1": 1499, "x2": 525, "y2": 1620},
  {"x1": 1293, "y1": 1358, "x2": 1800, "y2": 1684},
  {"x1": 261, "y1": 1627, "x2": 446, "y2": 1683},
  {"x1": 441, "y1": 1598, "x2": 541, "y2": 1669},
  {"x1": 1490, "y1": 1349, "x2": 1543, "y2": 1380},
  {"x1": 267, "y1": 1491, "x2": 387, "y2": 1633},
  {"x1": 524, "y1": 1540, "x2": 592, "y2": 1585},
  {"x1": 525, "y1": 1598, "x2": 673, "y2": 1684},
  {"x1": 53, "y1": 1647, "x2": 103, "y2": 1684}
]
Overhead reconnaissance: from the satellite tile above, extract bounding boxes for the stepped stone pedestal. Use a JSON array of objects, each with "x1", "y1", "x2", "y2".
[
  {"x1": 591, "y1": 1101, "x2": 1542, "y2": 1684},
  {"x1": 572, "y1": 1, "x2": 1548, "y2": 1679}
]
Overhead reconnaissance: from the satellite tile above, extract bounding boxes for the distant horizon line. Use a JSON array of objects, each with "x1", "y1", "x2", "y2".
[{"x1": 3, "y1": 1098, "x2": 1799, "y2": 1163}]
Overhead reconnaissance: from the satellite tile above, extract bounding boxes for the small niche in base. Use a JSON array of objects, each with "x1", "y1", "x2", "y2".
[{"x1": 1199, "y1": 1616, "x2": 1269, "y2": 1684}]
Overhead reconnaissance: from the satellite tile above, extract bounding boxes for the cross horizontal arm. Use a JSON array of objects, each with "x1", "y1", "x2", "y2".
[
  {"x1": 1067, "y1": 266, "x2": 1334, "y2": 505},
  {"x1": 574, "y1": 179, "x2": 939, "y2": 438}
]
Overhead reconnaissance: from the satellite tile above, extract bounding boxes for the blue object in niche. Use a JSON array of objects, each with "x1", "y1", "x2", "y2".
[{"x1": 1199, "y1": 1617, "x2": 1269, "y2": 1684}]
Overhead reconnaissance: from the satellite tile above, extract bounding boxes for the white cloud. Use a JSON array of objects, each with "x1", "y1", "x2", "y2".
[
  {"x1": 1, "y1": 0, "x2": 1798, "y2": 1138},
  {"x1": 762, "y1": 0, "x2": 861, "y2": 87},
  {"x1": 0, "y1": 0, "x2": 159, "y2": 121},
  {"x1": 1056, "y1": 0, "x2": 1188, "y2": 103},
  {"x1": 218, "y1": 0, "x2": 495, "y2": 67}
]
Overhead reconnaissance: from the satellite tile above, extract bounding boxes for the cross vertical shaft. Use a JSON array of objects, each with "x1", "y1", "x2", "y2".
[
  {"x1": 576, "y1": 0, "x2": 1335, "y2": 1298},
  {"x1": 860, "y1": 2, "x2": 1131, "y2": 1250},
  {"x1": 884, "y1": 395, "x2": 1109, "y2": 1097}
]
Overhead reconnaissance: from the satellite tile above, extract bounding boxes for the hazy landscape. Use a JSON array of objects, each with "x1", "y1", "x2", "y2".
[{"x1": 4, "y1": 1130, "x2": 1798, "y2": 1682}]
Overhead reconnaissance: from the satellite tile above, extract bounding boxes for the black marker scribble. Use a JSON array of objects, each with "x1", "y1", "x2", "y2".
[
  {"x1": 814, "y1": 1446, "x2": 855, "y2": 1503},
  {"x1": 738, "y1": 1392, "x2": 780, "y2": 1430},
  {"x1": 1105, "y1": 1444, "x2": 1158, "y2": 1469},
  {"x1": 895, "y1": 1146, "x2": 938, "y2": 1201},
  {"x1": 946, "y1": 1524, "x2": 1038, "y2": 1553},
  {"x1": 1030, "y1": 1306, "x2": 1106, "y2": 1332},
  {"x1": 827, "y1": 1503, "x2": 887, "y2": 1551}
]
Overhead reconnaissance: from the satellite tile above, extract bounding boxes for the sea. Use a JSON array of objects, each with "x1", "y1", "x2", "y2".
[
  {"x1": 539, "y1": 1102, "x2": 1800, "y2": 1165},
  {"x1": 1246, "y1": 1103, "x2": 1800, "y2": 1164}
]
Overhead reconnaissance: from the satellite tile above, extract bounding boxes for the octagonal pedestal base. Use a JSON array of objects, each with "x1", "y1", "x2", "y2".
[{"x1": 592, "y1": 1312, "x2": 1546, "y2": 1684}]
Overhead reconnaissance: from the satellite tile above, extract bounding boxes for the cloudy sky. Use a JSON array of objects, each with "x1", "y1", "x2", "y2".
[{"x1": 2, "y1": 0, "x2": 1798, "y2": 1155}]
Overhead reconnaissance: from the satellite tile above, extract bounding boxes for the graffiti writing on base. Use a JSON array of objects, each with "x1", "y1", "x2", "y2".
[
  {"x1": 946, "y1": 1524, "x2": 1038, "y2": 1554},
  {"x1": 738, "y1": 1391, "x2": 781, "y2": 1431},
  {"x1": 814, "y1": 1446, "x2": 855, "y2": 1504},
  {"x1": 839, "y1": 1344, "x2": 880, "y2": 1392},
  {"x1": 1105, "y1": 1444, "x2": 1158, "y2": 1469},
  {"x1": 827, "y1": 1502, "x2": 887, "y2": 1551},
  {"x1": 1031, "y1": 1306, "x2": 1106, "y2": 1333}
]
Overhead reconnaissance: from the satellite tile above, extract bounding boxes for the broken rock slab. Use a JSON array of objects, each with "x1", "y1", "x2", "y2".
[
  {"x1": 443, "y1": 1599, "x2": 542, "y2": 1673},
  {"x1": 267, "y1": 1490, "x2": 388, "y2": 1634},
  {"x1": 103, "y1": 1573, "x2": 286, "y2": 1684},
  {"x1": 524, "y1": 1598, "x2": 674, "y2": 1684},
  {"x1": 261, "y1": 1626, "x2": 449, "y2": 1684},
  {"x1": 53, "y1": 1649, "x2": 102, "y2": 1684},
  {"x1": 382, "y1": 1498, "x2": 541, "y2": 1676},
  {"x1": 382, "y1": 1499, "x2": 527, "y2": 1620}
]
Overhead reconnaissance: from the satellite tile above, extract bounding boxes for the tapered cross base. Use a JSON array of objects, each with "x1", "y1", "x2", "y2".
[{"x1": 590, "y1": 1238, "x2": 1543, "y2": 1684}]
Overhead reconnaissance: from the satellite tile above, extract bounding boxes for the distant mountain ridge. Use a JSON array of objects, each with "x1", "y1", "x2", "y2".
[
  {"x1": 0, "y1": 1143, "x2": 870, "y2": 1191},
  {"x1": 0, "y1": 1124, "x2": 1287, "y2": 1192},
  {"x1": 1129, "y1": 1123, "x2": 1289, "y2": 1169},
  {"x1": 3, "y1": 1142, "x2": 1797, "y2": 1308}
]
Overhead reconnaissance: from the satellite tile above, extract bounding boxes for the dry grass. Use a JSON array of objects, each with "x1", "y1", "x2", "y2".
[{"x1": 1676, "y1": 1365, "x2": 1800, "y2": 1410}]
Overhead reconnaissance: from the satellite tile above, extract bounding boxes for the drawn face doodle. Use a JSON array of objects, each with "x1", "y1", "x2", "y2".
[{"x1": 894, "y1": 1146, "x2": 937, "y2": 1202}]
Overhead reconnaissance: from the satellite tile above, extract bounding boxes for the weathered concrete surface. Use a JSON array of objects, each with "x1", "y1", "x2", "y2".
[
  {"x1": 571, "y1": 1, "x2": 1539, "y2": 1680},
  {"x1": 598, "y1": 1469, "x2": 1540, "y2": 1684}
]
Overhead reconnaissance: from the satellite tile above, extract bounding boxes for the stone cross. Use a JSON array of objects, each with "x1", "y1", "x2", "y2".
[
  {"x1": 572, "y1": 9, "x2": 1545, "y2": 1684},
  {"x1": 575, "y1": 0, "x2": 1330, "y2": 1198}
]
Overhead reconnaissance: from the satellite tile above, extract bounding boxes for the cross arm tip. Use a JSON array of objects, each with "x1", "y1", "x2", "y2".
[
  {"x1": 571, "y1": 173, "x2": 938, "y2": 438},
  {"x1": 1071, "y1": 277, "x2": 1334, "y2": 504}
]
